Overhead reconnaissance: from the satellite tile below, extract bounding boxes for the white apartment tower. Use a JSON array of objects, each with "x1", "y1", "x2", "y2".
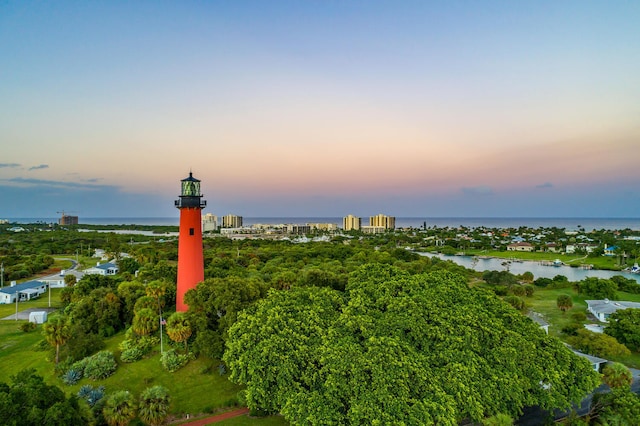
[
  {"x1": 202, "y1": 213, "x2": 218, "y2": 232},
  {"x1": 343, "y1": 215, "x2": 361, "y2": 231}
]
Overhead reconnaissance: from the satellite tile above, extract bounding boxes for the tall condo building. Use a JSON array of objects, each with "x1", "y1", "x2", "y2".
[
  {"x1": 222, "y1": 214, "x2": 243, "y2": 228},
  {"x1": 369, "y1": 214, "x2": 396, "y2": 230},
  {"x1": 175, "y1": 172, "x2": 206, "y2": 312},
  {"x1": 202, "y1": 213, "x2": 218, "y2": 232},
  {"x1": 343, "y1": 215, "x2": 361, "y2": 231}
]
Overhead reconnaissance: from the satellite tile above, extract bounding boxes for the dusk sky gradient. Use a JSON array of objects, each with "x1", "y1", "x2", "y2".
[{"x1": 1, "y1": 1, "x2": 639, "y2": 218}]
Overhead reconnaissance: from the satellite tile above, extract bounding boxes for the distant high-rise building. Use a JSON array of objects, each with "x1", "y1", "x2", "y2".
[
  {"x1": 202, "y1": 213, "x2": 218, "y2": 232},
  {"x1": 343, "y1": 215, "x2": 361, "y2": 231},
  {"x1": 222, "y1": 214, "x2": 243, "y2": 228},
  {"x1": 369, "y1": 214, "x2": 395, "y2": 230},
  {"x1": 59, "y1": 214, "x2": 79, "y2": 225}
]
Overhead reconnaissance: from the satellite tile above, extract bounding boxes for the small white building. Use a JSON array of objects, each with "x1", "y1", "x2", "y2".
[
  {"x1": 0, "y1": 280, "x2": 48, "y2": 304},
  {"x1": 586, "y1": 299, "x2": 640, "y2": 323},
  {"x1": 84, "y1": 262, "x2": 119, "y2": 276},
  {"x1": 29, "y1": 311, "x2": 48, "y2": 324}
]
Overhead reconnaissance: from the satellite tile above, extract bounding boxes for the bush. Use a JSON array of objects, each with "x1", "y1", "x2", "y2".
[
  {"x1": 83, "y1": 351, "x2": 117, "y2": 380},
  {"x1": 561, "y1": 323, "x2": 582, "y2": 336},
  {"x1": 534, "y1": 277, "x2": 552, "y2": 288},
  {"x1": 160, "y1": 349, "x2": 193, "y2": 372},
  {"x1": 523, "y1": 284, "x2": 535, "y2": 297},
  {"x1": 62, "y1": 368, "x2": 83, "y2": 385},
  {"x1": 119, "y1": 335, "x2": 158, "y2": 363},
  {"x1": 511, "y1": 285, "x2": 525, "y2": 296},
  {"x1": 493, "y1": 286, "x2": 508, "y2": 296},
  {"x1": 21, "y1": 322, "x2": 37, "y2": 332},
  {"x1": 570, "y1": 312, "x2": 587, "y2": 322},
  {"x1": 504, "y1": 296, "x2": 525, "y2": 311}
]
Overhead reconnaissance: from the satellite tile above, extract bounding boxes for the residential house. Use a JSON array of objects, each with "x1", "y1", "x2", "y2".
[
  {"x1": 84, "y1": 262, "x2": 119, "y2": 276},
  {"x1": 0, "y1": 280, "x2": 48, "y2": 304},
  {"x1": 507, "y1": 242, "x2": 534, "y2": 252},
  {"x1": 586, "y1": 299, "x2": 640, "y2": 323}
]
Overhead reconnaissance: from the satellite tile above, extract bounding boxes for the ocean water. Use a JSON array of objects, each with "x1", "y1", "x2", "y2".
[{"x1": 6, "y1": 217, "x2": 640, "y2": 230}]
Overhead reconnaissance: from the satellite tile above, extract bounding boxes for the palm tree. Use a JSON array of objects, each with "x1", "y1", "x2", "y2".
[
  {"x1": 138, "y1": 386, "x2": 171, "y2": 426},
  {"x1": 556, "y1": 294, "x2": 573, "y2": 313},
  {"x1": 132, "y1": 308, "x2": 158, "y2": 337},
  {"x1": 42, "y1": 315, "x2": 71, "y2": 365},
  {"x1": 166, "y1": 312, "x2": 192, "y2": 353},
  {"x1": 103, "y1": 390, "x2": 136, "y2": 426},
  {"x1": 602, "y1": 362, "x2": 633, "y2": 389}
]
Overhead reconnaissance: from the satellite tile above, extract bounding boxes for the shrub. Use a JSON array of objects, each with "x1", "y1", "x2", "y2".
[
  {"x1": 21, "y1": 322, "x2": 37, "y2": 332},
  {"x1": 561, "y1": 323, "x2": 582, "y2": 336},
  {"x1": 570, "y1": 312, "x2": 587, "y2": 322},
  {"x1": 504, "y1": 296, "x2": 525, "y2": 311},
  {"x1": 119, "y1": 335, "x2": 159, "y2": 363},
  {"x1": 511, "y1": 285, "x2": 525, "y2": 296},
  {"x1": 62, "y1": 368, "x2": 83, "y2": 385},
  {"x1": 493, "y1": 286, "x2": 508, "y2": 296},
  {"x1": 78, "y1": 385, "x2": 105, "y2": 407},
  {"x1": 83, "y1": 351, "x2": 117, "y2": 380},
  {"x1": 523, "y1": 284, "x2": 535, "y2": 297},
  {"x1": 160, "y1": 349, "x2": 192, "y2": 372}
]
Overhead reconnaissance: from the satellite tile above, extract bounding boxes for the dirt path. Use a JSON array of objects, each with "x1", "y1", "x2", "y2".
[{"x1": 178, "y1": 408, "x2": 250, "y2": 425}]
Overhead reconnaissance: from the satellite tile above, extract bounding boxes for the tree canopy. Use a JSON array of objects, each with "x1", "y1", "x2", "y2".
[{"x1": 224, "y1": 264, "x2": 600, "y2": 425}]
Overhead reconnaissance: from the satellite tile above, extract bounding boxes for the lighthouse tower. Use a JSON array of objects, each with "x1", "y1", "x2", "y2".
[{"x1": 175, "y1": 172, "x2": 206, "y2": 312}]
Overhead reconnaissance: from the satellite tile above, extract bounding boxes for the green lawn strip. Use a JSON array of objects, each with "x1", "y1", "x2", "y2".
[{"x1": 465, "y1": 249, "x2": 623, "y2": 270}]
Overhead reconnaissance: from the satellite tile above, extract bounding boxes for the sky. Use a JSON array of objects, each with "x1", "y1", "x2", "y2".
[{"x1": 1, "y1": 1, "x2": 639, "y2": 218}]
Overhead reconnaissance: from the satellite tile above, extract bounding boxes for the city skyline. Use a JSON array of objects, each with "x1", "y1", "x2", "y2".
[{"x1": 1, "y1": 1, "x2": 639, "y2": 218}]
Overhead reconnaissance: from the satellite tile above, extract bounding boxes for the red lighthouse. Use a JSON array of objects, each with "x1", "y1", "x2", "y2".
[{"x1": 175, "y1": 172, "x2": 206, "y2": 312}]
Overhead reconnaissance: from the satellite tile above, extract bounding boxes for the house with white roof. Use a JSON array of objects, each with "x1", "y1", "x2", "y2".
[
  {"x1": 84, "y1": 262, "x2": 119, "y2": 276},
  {"x1": 0, "y1": 280, "x2": 48, "y2": 304},
  {"x1": 586, "y1": 299, "x2": 640, "y2": 323}
]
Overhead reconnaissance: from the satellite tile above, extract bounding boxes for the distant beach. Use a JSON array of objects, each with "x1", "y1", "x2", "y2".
[{"x1": 6, "y1": 217, "x2": 640, "y2": 230}]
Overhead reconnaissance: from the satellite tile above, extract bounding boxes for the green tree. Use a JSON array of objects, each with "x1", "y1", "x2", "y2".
[
  {"x1": 138, "y1": 386, "x2": 171, "y2": 426},
  {"x1": 557, "y1": 295, "x2": 573, "y2": 313},
  {"x1": 0, "y1": 369, "x2": 89, "y2": 426},
  {"x1": 64, "y1": 274, "x2": 77, "y2": 286},
  {"x1": 42, "y1": 315, "x2": 71, "y2": 365},
  {"x1": 103, "y1": 390, "x2": 136, "y2": 426},
  {"x1": 602, "y1": 362, "x2": 633, "y2": 389},
  {"x1": 132, "y1": 308, "x2": 158, "y2": 337},
  {"x1": 225, "y1": 264, "x2": 600, "y2": 425},
  {"x1": 567, "y1": 329, "x2": 631, "y2": 359},
  {"x1": 166, "y1": 312, "x2": 192, "y2": 353},
  {"x1": 576, "y1": 277, "x2": 617, "y2": 300},
  {"x1": 604, "y1": 308, "x2": 640, "y2": 351}
]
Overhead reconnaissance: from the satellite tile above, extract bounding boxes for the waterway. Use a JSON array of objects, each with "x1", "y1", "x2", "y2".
[{"x1": 420, "y1": 253, "x2": 640, "y2": 283}]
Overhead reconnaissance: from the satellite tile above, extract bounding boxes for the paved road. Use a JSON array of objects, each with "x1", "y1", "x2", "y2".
[{"x1": 1, "y1": 307, "x2": 58, "y2": 321}]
